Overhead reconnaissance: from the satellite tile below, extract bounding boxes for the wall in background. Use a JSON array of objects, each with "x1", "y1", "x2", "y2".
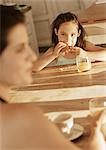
[
  {"x1": 96, "y1": 0, "x2": 106, "y2": 4},
  {"x1": 1, "y1": 0, "x2": 106, "y2": 48}
]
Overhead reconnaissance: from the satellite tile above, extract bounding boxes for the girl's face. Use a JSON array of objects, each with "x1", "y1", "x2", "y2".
[
  {"x1": 55, "y1": 21, "x2": 80, "y2": 46},
  {"x1": 0, "y1": 24, "x2": 37, "y2": 86}
]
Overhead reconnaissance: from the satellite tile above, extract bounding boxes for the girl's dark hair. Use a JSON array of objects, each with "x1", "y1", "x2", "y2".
[
  {"x1": 51, "y1": 12, "x2": 86, "y2": 48},
  {"x1": 0, "y1": 5, "x2": 25, "y2": 54}
]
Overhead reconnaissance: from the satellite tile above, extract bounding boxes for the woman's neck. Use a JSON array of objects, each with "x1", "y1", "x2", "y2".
[{"x1": 0, "y1": 83, "x2": 11, "y2": 102}]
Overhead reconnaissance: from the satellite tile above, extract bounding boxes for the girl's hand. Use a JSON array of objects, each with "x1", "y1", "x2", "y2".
[
  {"x1": 61, "y1": 47, "x2": 87, "y2": 59},
  {"x1": 53, "y1": 42, "x2": 66, "y2": 58},
  {"x1": 61, "y1": 46, "x2": 81, "y2": 59}
]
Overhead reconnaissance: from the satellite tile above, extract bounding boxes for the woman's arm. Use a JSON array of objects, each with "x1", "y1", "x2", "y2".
[
  {"x1": 86, "y1": 111, "x2": 106, "y2": 150},
  {"x1": 0, "y1": 103, "x2": 106, "y2": 150},
  {"x1": 0, "y1": 103, "x2": 81, "y2": 150}
]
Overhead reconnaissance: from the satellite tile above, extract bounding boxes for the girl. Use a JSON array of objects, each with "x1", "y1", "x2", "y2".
[
  {"x1": 0, "y1": 6, "x2": 106, "y2": 150},
  {"x1": 33, "y1": 12, "x2": 106, "y2": 71}
]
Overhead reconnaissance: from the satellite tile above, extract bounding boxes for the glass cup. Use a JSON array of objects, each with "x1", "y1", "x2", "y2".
[
  {"x1": 76, "y1": 56, "x2": 91, "y2": 72},
  {"x1": 89, "y1": 98, "x2": 106, "y2": 138}
]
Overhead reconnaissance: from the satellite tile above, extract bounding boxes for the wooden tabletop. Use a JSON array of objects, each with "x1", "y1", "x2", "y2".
[
  {"x1": 44, "y1": 111, "x2": 91, "y2": 149},
  {"x1": 10, "y1": 62, "x2": 106, "y2": 102},
  {"x1": 78, "y1": 3, "x2": 106, "y2": 24},
  {"x1": 10, "y1": 62, "x2": 106, "y2": 149},
  {"x1": 12, "y1": 61, "x2": 106, "y2": 90}
]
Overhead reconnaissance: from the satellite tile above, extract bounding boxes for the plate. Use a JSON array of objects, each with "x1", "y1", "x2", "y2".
[{"x1": 63, "y1": 124, "x2": 84, "y2": 141}]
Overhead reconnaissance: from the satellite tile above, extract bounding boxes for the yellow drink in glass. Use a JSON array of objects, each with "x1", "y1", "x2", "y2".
[{"x1": 76, "y1": 57, "x2": 91, "y2": 72}]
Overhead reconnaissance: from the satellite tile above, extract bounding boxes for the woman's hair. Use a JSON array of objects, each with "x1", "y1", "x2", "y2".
[
  {"x1": 0, "y1": 5, "x2": 25, "y2": 54},
  {"x1": 51, "y1": 12, "x2": 86, "y2": 48}
]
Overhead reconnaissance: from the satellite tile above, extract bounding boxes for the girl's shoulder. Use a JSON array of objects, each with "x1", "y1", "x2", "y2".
[
  {"x1": 48, "y1": 47, "x2": 54, "y2": 52},
  {"x1": 84, "y1": 40, "x2": 98, "y2": 51},
  {"x1": 43, "y1": 47, "x2": 54, "y2": 56},
  {"x1": 46, "y1": 47, "x2": 54, "y2": 53}
]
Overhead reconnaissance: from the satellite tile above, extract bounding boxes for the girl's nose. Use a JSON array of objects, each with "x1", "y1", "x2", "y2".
[{"x1": 66, "y1": 35, "x2": 72, "y2": 46}]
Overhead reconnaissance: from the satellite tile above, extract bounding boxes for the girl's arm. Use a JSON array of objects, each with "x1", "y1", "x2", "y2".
[
  {"x1": 85, "y1": 41, "x2": 106, "y2": 61},
  {"x1": 33, "y1": 48, "x2": 56, "y2": 72},
  {"x1": 85, "y1": 41, "x2": 106, "y2": 51},
  {"x1": 33, "y1": 42, "x2": 66, "y2": 72}
]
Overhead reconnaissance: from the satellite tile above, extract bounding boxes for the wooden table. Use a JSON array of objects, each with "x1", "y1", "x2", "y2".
[
  {"x1": 10, "y1": 62, "x2": 106, "y2": 103},
  {"x1": 10, "y1": 62, "x2": 106, "y2": 149},
  {"x1": 32, "y1": 61, "x2": 106, "y2": 88}
]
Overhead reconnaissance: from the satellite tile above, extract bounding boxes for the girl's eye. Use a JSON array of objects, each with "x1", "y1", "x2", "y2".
[{"x1": 71, "y1": 33, "x2": 76, "y2": 37}]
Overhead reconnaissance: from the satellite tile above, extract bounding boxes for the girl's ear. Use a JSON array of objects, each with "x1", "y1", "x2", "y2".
[
  {"x1": 54, "y1": 28, "x2": 58, "y2": 36},
  {"x1": 78, "y1": 29, "x2": 81, "y2": 37}
]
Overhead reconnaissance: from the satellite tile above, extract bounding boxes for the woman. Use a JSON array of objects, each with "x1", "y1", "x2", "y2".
[
  {"x1": 0, "y1": 5, "x2": 36, "y2": 103},
  {"x1": 0, "y1": 5, "x2": 106, "y2": 150}
]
